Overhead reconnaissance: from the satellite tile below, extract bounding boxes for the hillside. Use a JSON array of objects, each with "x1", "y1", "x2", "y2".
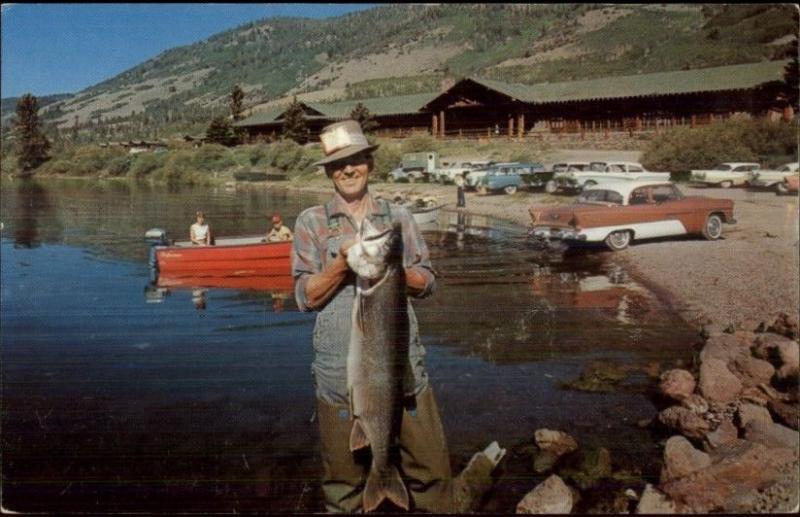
[{"x1": 2, "y1": 4, "x2": 796, "y2": 136}]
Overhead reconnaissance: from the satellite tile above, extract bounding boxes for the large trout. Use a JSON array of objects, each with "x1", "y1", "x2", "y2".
[{"x1": 346, "y1": 218, "x2": 410, "y2": 512}]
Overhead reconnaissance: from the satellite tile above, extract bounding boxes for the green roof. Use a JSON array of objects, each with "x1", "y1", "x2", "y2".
[
  {"x1": 305, "y1": 92, "x2": 440, "y2": 118},
  {"x1": 233, "y1": 106, "x2": 287, "y2": 127},
  {"x1": 472, "y1": 60, "x2": 790, "y2": 104},
  {"x1": 234, "y1": 92, "x2": 439, "y2": 127}
]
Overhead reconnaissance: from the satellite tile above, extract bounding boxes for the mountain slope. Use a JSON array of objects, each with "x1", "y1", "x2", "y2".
[{"x1": 3, "y1": 4, "x2": 795, "y2": 133}]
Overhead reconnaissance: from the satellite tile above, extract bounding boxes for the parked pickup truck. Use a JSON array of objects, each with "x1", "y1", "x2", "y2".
[
  {"x1": 432, "y1": 161, "x2": 494, "y2": 184},
  {"x1": 747, "y1": 162, "x2": 799, "y2": 193},
  {"x1": 475, "y1": 163, "x2": 548, "y2": 195},
  {"x1": 550, "y1": 161, "x2": 671, "y2": 193},
  {"x1": 689, "y1": 162, "x2": 760, "y2": 188}
]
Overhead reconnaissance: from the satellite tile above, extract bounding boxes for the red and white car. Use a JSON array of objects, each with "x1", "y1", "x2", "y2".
[{"x1": 528, "y1": 180, "x2": 736, "y2": 250}]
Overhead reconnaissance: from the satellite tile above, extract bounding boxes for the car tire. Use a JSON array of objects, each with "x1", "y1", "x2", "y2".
[
  {"x1": 719, "y1": 181, "x2": 732, "y2": 189},
  {"x1": 408, "y1": 176, "x2": 416, "y2": 184},
  {"x1": 545, "y1": 180, "x2": 558, "y2": 194},
  {"x1": 701, "y1": 214, "x2": 723, "y2": 240},
  {"x1": 504, "y1": 185, "x2": 518, "y2": 195},
  {"x1": 604, "y1": 230, "x2": 632, "y2": 251},
  {"x1": 581, "y1": 181, "x2": 597, "y2": 193},
  {"x1": 775, "y1": 182, "x2": 789, "y2": 195}
]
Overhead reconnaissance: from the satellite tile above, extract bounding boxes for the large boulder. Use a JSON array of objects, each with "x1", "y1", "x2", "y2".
[
  {"x1": 703, "y1": 419, "x2": 738, "y2": 452},
  {"x1": 743, "y1": 421, "x2": 800, "y2": 453},
  {"x1": 751, "y1": 333, "x2": 795, "y2": 362},
  {"x1": 775, "y1": 340, "x2": 799, "y2": 382},
  {"x1": 660, "y1": 436, "x2": 712, "y2": 482},
  {"x1": 534, "y1": 429, "x2": 578, "y2": 458},
  {"x1": 730, "y1": 356, "x2": 775, "y2": 387},
  {"x1": 660, "y1": 441, "x2": 796, "y2": 513},
  {"x1": 659, "y1": 369, "x2": 696, "y2": 401},
  {"x1": 558, "y1": 446, "x2": 612, "y2": 491},
  {"x1": 635, "y1": 484, "x2": 677, "y2": 514},
  {"x1": 768, "y1": 399, "x2": 799, "y2": 430},
  {"x1": 736, "y1": 403, "x2": 773, "y2": 429},
  {"x1": 700, "y1": 334, "x2": 750, "y2": 364},
  {"x1": 698, "y1": 358, "x2": 742, "y2": 403},
  {"x1": 516, "y1": 474, "x2": 573, "y2": 514},
  {"x1": 659, "y1": 406, "x2": 711, "y2": 439}
]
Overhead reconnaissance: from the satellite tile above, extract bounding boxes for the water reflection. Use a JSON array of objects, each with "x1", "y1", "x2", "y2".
[
  {"x1": 11, "y1": 180, "x2": 52, "y2": 248},
  {"x1": 1, "y1": 181, "x2": 700, "y2": 513}
]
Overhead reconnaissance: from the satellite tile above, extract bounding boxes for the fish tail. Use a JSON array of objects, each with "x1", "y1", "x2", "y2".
[{"x1": 363, "y1": 464, "x2": 409, "y2": 512}]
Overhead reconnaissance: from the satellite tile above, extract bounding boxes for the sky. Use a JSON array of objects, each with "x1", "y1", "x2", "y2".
[{"x1": 0, "y1": 3, "x2": 377, "y2": 99}]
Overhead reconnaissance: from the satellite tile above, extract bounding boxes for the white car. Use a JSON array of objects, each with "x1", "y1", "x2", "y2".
[
  {"x1": 690, "y1": 162, "x2": 760, "y2": 188},
  {"x1": 432, "y1": 161, "x2": 492, "y2": 184},
  {"x1": 550, "y1": 161, "x2": 671, "y2": 192},
  {"x1": 386, "y1": 166, "x2": 427, "y2": 183},
  {"x1": 748, "y1": 162, "x2": 799, "y2": 192}
]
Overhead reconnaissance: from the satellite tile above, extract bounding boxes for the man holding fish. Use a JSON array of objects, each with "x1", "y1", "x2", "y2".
[{"x1": 291, "y1": 120, "x2": 453, "y2": 513}]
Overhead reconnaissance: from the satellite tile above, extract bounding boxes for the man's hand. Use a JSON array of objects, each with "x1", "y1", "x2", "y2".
[
  {"x1": 339, "y1": 238, "x2": 356, "y2": 259},
  {"x1": 405, "y1": 267, "x2": 427, "y2": 296},
  {"x1": 304, "y1": 238, "x2": 356, "y2": 310}
]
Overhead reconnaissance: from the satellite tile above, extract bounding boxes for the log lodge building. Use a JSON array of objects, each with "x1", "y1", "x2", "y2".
[{"x1": 234, "y1": 60, "x2": 794, "y2": 141}]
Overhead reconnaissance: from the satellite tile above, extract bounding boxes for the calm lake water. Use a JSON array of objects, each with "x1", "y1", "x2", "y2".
[{"x1": 1, "y1": 178, "x2": 700, "y2": 512}]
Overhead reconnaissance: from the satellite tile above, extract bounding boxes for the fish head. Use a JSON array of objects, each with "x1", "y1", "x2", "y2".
[{"x1": 347, "y1": 219, "x2": 401, "y2": 280}]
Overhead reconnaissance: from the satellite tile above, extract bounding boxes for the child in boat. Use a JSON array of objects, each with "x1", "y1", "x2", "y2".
[{"x1": 190, "y1": 211, "x2": 212, "y2": 246}]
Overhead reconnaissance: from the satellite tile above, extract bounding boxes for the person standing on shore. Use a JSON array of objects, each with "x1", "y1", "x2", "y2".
[
  {"x1": 190, "y1": 211, "x2": 211, "y2": 246},
  {"x1": 291, "y1": 120, "x2": 453, "y2": 513},
  {"x1": 455, "y1": 173, "x2": 466, "y2": 208}
]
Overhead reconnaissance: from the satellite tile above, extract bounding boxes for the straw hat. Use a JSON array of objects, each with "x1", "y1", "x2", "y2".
[{"x1": 313, "y1": 120, "x2": 379, "y2": 166}]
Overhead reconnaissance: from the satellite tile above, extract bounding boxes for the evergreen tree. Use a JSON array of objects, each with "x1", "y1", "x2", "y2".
[
  {"x1": 230, "y1": 84, "x2": 247, "y2": 144},
  {"x1": 282, "y1": 96, "x2": 309, "y2": 144},
  {"x1": 206, "y1": 116, "x2": 235, "y2": 146},
  {"x1": 13, "y1": 94, "x2": 51, "y2": 172},
  {"x1": 350, "y1": 102, "x2": 379, "y2": 134},
  {"x1": 230, "y1": 84, "x2": 245, "y2": 121}
]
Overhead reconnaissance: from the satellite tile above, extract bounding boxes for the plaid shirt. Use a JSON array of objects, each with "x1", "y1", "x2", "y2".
[{"x1": 291, "y1": 190, "x2": 436, "y2": 404}]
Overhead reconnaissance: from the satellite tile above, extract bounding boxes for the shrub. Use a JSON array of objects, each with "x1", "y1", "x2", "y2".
[
  {"x1": 641, "y1": 117, "x2": 797, "y2": 175},
  {"x1": 106, "y1": 156, "x2": 131, "y2": 177},
  {"x1": 373, "y1": 145, "x2": 402, "y2": 180},
  {"x1": 193, "y1": 143, "x2": 237, "y2": 172},
  {"x1": 38, "y1": 159, "x2": 73, "y2": 175},
  {"x1": 128, "y1": 152, "x2": 166, "y2": 179},
  {"x1": 401, "y1": 133, "x2": 439, "y2": 154},
  {"x1": 71, "y1": 146, "x2": 124, "y2": 176}
]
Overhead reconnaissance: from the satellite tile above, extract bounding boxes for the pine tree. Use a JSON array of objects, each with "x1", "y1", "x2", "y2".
[
  {"x1": 230, "y1": 84, "x2": 245, "y2": 121},
  {"x1": 14, "y1": 94, "x2": 51, "y2": 172},
  {"x1": 350, "y1": 102, "x2": 379, "y2": 134},
  {"x1": 206, "y1": 116, "x2": 234, "y2": 146},
  {"x1": 282, "y1": 97, "x2": 309, "y2": 144}
]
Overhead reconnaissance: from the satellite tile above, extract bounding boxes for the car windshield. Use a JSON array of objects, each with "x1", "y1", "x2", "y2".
[
  {"x1": 778, "y1": 164, "x2": 796, "y2": 172},
  {"x1": 577, "y1": 189, "x2": 623, "y2": 205},
  {"x1": 713, "y1": 164, "x2": 732, "y2": 171},
  {"x1": 589, "y1": 162, "x2": 607, "y2": 172}
]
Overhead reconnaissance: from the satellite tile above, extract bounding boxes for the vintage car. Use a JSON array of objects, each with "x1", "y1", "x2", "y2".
[
  {"x1": 550, "y1": 161, "x2": 670, "y2": 193},
  {"x1": 386, "y1": 166, "x2": 427, "y2": 183},
  {"x1": 748, "y1": 162, "x2": 799, "y2": 193},
  {"x1": 545, "y1": 162, "x2": 591, "y2": 193},
  {"x1": 528, "y1": 180, "x2": 736, "y2": 251},
  {"x1": 475, "y1": 163, "x2": 549, "y2": 195},
  {"x1": 778, "y1": 173, "x2": 800, "y2": 195},
  {"x1": 465, "y1": 162, "x2": 517, "y2": 189},
  {"x1": 432, "y1": 161, "x2": 494, "y2": 184},
  {"x1": 689, "y1": 162, "x2": 760, "y2": 188}
]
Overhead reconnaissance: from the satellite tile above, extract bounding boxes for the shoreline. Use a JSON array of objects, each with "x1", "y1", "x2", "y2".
[{"x1": 260, "y1": 178, "x2": 799, "y2": 332}]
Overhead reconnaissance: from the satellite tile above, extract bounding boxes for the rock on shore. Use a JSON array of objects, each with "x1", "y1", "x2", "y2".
[{"x1": 652, "y1": 314, "x2": 800, "y2": 513}]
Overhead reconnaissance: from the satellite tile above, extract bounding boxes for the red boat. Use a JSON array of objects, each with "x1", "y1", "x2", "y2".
[
  {"x1": 156, "y1": 272, "x2": 294, "y2": 294},
  {"x1": 148, "y1": 231, "x2": 292, "y2": 276}
]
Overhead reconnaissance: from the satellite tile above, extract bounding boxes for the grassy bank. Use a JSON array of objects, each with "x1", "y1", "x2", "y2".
[{"x1": 0, "y1": 133, "x2": 553, "y2": 186}]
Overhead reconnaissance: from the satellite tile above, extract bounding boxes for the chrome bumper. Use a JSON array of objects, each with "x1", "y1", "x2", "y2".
[{"x1": 529, "y1": 227, "x2": 587, "y2": 241}]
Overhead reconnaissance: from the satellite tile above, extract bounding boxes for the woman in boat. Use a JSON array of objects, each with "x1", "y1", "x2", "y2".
[{"x1": 190, "y1": 211, "x2": 211, "y2": 246}]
